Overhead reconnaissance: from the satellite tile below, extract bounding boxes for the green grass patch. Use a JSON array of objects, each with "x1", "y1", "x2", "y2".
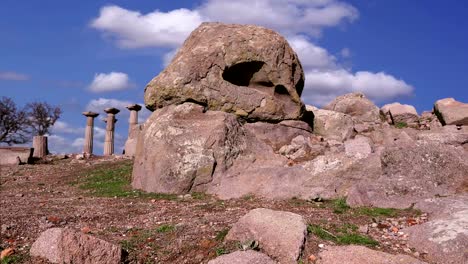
[
  {"x1": 215, "y1": 229, "x2": 229, "y2": 241},
  {"x1": 76, "y1": 161, "x2": 177, "y2": 200},
  {"x1": 191, "y1": 192, "x2": 209, "y2": 200},
  {"x1": 332, "y1": 197, "x2": 350, "y2": 214},
  {"x1": 1, "y1": 255, "x2": 24, "y2": 264},
  {"x1": 156, "y1": 224, "x2": 175, "y2": 233},
  {"x1": 308, "y1": 224, "x2": 378, "y2": 247},
  {"x1": 357, "y1": 207, "x2": 397, "y2": 217},
  {"x1": 395, "y1": 122, "x2": 408, "y2": 129},
  {"x1": 215, "y1": 248, "x2": 228, "y2": 256}
]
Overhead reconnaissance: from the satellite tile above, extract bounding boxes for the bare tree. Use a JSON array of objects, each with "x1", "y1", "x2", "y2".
[
  {"x1": 26, "y1": 101, "x2": 62, "y2": 136},
  {"x1": 0, "y1": 96, "x2": 29, "y2": 145}
]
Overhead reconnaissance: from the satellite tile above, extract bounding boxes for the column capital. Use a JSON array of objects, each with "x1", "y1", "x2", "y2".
[
  {"x1": 82, "y1": 111, "x2": 99, "y2": 118},
  {"x1": 126, "y1": 104, "x2": 142, "y2": 111},
  {"x1": 104, "y1": 107, "x2": 120, "y2": 115}
]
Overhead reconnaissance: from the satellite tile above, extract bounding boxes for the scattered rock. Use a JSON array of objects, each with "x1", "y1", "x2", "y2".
[
  {"x1": 207, "y1": 250, "x2": 276, "y2": 264},
  {"x1": 434, "y1": 98, "x2": 468, "y2": 125},
  {"x1": 144, "y1": 22, "x2": 305, "y2": 122},
  {"x1": 323, "y1": 92, "x2": 381, "y2": 123},
  {"x1": 226, "y1": 208, "x2": 307, "y2": 264},
  {"x1": 0, "y1": 248, "x2": 14, "y2": 260},
  {"x1": 317, "y1": 245, "x2": 428, "y2": 264},
  {"x1": 381, "y1": 102, "x2": 419, "y2": 125},
  {"x1": 344, "y1": 136, "x2": 373, "y2": 159},
  {"x1": 30, "y1": 228, "x2": 123, "y2": 264},
  {"x1": 311, "y1": 107, "x2": 355, "y2": 141}
]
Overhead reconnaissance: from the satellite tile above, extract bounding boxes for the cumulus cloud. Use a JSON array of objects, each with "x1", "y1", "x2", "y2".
[
  {"x1": 91, "y1": 0, "x2": 357, "y2": 49},
  {"x1": 0, "y1": 71, "x2": 29, "y2": 81},
  {"x1": 91, "y1": 5, "x2": 204, "y2": 48},
  {"x1": 88, "y1": 72, "x2": 135, "y2": 93},
  {"x1": 50, "y1": 121, "x2": 85, "y2": 135},
  {"x1": 90, "y1": 1, "x2": 414, "y2": 105}
]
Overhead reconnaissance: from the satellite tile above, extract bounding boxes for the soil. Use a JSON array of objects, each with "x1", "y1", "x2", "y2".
[{"x1": 1, "y1": 156, "x2": 430, "y2": 263}]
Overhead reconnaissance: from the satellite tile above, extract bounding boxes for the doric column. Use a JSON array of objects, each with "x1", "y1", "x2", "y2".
[
  {"x1": 82, "y1": 111, "x2": 99, "y2": 156},
  {"x1": 103, "y1": 108, "x2": 120, "y2": 156},
  {"x1": 126, "y1": 104, "x2": 142, "y2": 134}
]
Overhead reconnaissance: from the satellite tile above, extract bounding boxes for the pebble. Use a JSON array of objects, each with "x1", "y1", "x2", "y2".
[{"x1": 318, "y1": 244, "x2": 325, "y2": 248}]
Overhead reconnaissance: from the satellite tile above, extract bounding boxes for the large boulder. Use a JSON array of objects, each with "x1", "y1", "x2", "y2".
[
  {"x1": 323, "y1": 92, "x2": 381, "y2": 123},
  {"x1": 144, "y1": 22, "x2": 305, "y2": 122},
  {"x1": 30, "y1": 228, "x2": 123, "y2": 264},
  {"x1": 317, "y1": 245, "x2": 427, "y2": 264},
  {"x1": 381, "y1": 102, "x2": 419, "y2": 125},
  {"x1": 347, "y1": 141, "x2": 468, "y2": 208},
  {"x1": 406, "y1": 195, "x2": 468, "y2": 264},
  {"x1": 132, "y1": 103, "x2": 246, "y2": 193},
  {"x1": 311, "y1": 107, "x2": 355, "y2": 142},
  {"x1": 434, "y1": 98, "x2": 468, "y2": 125},
  {"x1": 225, "y1": 208, "x2": 307, "y2": 264},
  {"x1": 208, "y1": 251, "x2": 276, "y2": 264}
]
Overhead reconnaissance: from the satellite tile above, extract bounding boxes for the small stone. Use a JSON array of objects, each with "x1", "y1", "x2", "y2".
[
  {"x1": 0, "y1": 248, "x2": 14, "y2": 260},
  {"x1": 318, "y1": 244, "x2": 325, "y2": 248},
  {"x1": 371, "y1": 223, "x2": 378, "y2": 228},
  {"x1": 308, "y1": 254, "x2": 317, "y2": 262},
  {"x1": 358, "y1": 225, "x2": 369, "y2": 234},
  {"x1": 81, "y1": 226, "x2": 91, "y2": 234}
]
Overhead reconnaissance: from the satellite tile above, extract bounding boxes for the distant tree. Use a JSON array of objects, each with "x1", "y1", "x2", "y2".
[
  {"x1": 0, "y1": 96, "x2": 30, "y2": 145},
  {"x1": 26, "y1": 101, "x2": 62, "y2": 136}
]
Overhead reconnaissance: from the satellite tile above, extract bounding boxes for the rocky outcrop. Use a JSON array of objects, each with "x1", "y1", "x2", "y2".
[
  {"x1": 30, "y1": 228, "x2": 123, "y2": 264},
  {"x1": 434, "y1": 98, "x2": 468, "y2": 125},
  {"x1": 323, "y1": 92, "x2": 381, "y2": 123},
  {"x1": 347, "y1": 141, "x2": 468, "y2": 208},
  {"x1": 132, "y1": 103, "x2": 246, "y2": 193},
  {"x1": 225, "y1": 208, "x2": 307, "y2": 264},
  {"x1": 406, "y1": 195, "x2": 468, "y2": 264},
  {"x1": 144, "y1": 22, "x2": 305, "y2": 122},
  {"x1": 208, "y1": 251, "x2": 276, "y2": 264},
  {"x1": 381, "y1": 102, "x2": 419, "y2": 126},
  {"x1": 317, "y1": 245, "x2": 427, "y2": 264}
]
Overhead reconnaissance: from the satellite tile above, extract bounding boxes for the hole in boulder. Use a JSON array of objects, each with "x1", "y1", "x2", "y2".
[
  {"x1": 274, "y1": 85, "x2": 289, "y2": 96},
  {"x1": 223, "y1": 61, "x2": 266, "y2": 87}
]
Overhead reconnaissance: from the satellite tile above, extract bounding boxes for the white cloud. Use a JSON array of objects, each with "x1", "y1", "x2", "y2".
[
  {"x1": 90, "y1": 1, "x2": 413, "y2": 106},
  {"x1": 302, "y1": 69, "x2": 413, "y2": 106},
  {"x1": 88, "y1": 72, "x2": 135, "y2": 93},
  {"x1": 91, "y1": 5, "x2": 204, "y2": 48},
  {"x1": 48, "y1": 134, "x2": 82, "y2": 154},
  {"x1": 0, "y1": 71, "x2": 29, "y2": 81},
  {"x1": 50, "y1": 121, "x2": 84, "y2": 135},
  {"x1": 85, "y1": 98, "x2": 133, "y2": 113},
  {"x1": 340, "y1": 47, "x2": 351, "y2": 58},
  {"x1": 91, "y1": 1, "x2": 357, "y2": 49}
]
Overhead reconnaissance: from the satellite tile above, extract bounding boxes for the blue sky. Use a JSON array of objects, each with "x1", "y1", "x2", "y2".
[{"x1": 1, "y1": 0, "x2": 467, "y2": 153}]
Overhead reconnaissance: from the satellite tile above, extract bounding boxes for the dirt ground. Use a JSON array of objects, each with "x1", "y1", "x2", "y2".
[{"x1": 1, "y1": 157, "x2": 430, "y2": 263}]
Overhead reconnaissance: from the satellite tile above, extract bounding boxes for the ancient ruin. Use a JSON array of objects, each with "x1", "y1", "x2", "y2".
[
  {"x1": 123, "y1": 104, "x2": 142, "y2": 157},
  {"x1": 103, "y1": 107, "x2": 120, "y2": 156},
  {"x1": 82, "y1": 111, "x2": 99, "y2": 156}
]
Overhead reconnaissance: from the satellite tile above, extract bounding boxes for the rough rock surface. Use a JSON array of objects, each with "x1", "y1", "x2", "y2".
[
  {"x1": 132, "y1": 103, "x2": 246, "y2": 193},
  {"x1": 381, "y1": 102, "x2": 419, "y2": 125},
  {"x1": 406, "y1": 195, "x2": 468, "y2": 264},
  {"x1": 344, "y1": 136, "x2": 373, "y2": 159},
  {"x1": 30, "y1": 228, "x2": 122, "y2": 264},
  {"x1": 347, "y1": 141, "x2": 468, "y2": 208},
  {"x1": 311, "y1": 107, "x2": 355, "y2": 141},
  {"x1": 434, "y1": 97, "x2": 468, "y2": 125},
  {"x1": 323, "y1": 92, "x2": 381, "y2": 123},
  {"x1": 144, "y1": 22, "x2": 305, "y2": 122},
  {"x1": 317, "y1": 245, "x2": 427, "y2": 264},
  {"x1": 208, "y1": 250, "x2": 276, "y2": 264},
  {"x1": 0, "y1": 147, "x2": 32, "y2": 165},
  {"x1": 417, "y1": 125, "x2": 468, "y2": 146},
  {"x1": 225, "y1": 208, "x2": 307, "y2": 264}
]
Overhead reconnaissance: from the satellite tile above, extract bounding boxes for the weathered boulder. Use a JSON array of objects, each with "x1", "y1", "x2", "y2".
[
  {"x1": 323, "y1": 92, "x2": 381, "y2": 123},
  {"x1": 406, "y1": 195, "x2": 468, "y2": 264},
  {"x1": 225, "y1": 208, "x2": 307, "y2": 264},
  {"x1": 381, "y1": 102, "x2": 419, "y2": 125},
  {"x1": 132, "y1": 103, "x2": 246, "y2": 193},
  {"x1": 208, "y1": 250, "x2": 276, "y2": 264},
  {"x1": 434, "y1": 98, "x2": 468, "y2": 125},
  {"x1": 417, "y1": 125, "x2": 468, "y2": 146},
  {"x1": 317, "y1": 245, "x2": 427, "y2": 264},
  {"x1": 144, "y1": 22, "x2": 305, "y2": 122},
  {"x1": 347, "y1": 141, "x2": 468, "y2": 208},
  {"x1": 311, "y1": 107, "x2": 355, "y2": 142},
  {"x1": 30, "y1": 228, "x2": 122, "y2": 264}
]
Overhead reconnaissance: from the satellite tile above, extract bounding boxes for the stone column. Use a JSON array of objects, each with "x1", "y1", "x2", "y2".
[
  {"x1": 126, "y1": 104, "x2": 142, "y2": 134},
  {"x1": 32, "y1": 136, "x2": 48, "y2": 158},
  {"x1": 103, "y1": 108, "x2": 120, "y2": 156},
  {"x1": 82, "y1": 111, "x2": 99, "y2": 156}
]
